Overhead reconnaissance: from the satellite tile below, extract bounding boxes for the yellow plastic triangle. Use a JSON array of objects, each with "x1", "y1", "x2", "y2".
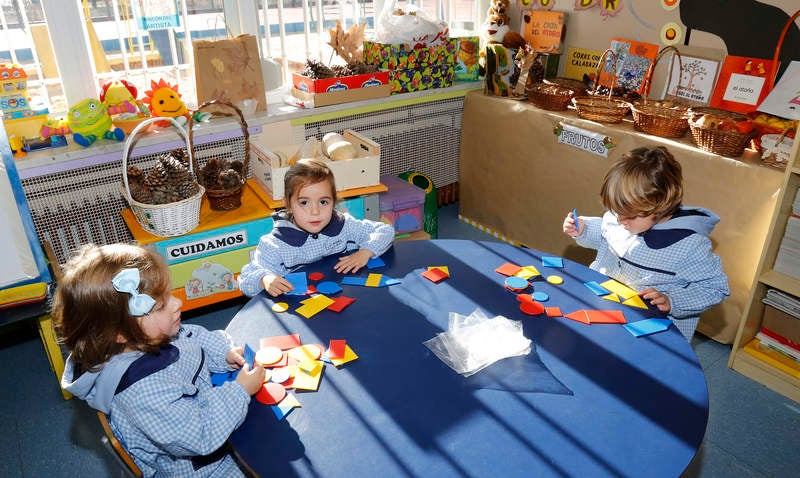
[
  {"x1": 622, "y1": 294, "x2": 648, "y2": 309},
  {"x1": 600, "y1": 279, "x2": 637, "y2": 300},
  {"x1": 603, "y1": 293, "x2": 621, "y2": 303},
  {"x1": 516, "y1": 265, "x2": 541, "y2": 279}
]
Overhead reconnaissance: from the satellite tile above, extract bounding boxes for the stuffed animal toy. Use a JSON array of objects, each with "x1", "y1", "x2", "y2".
[
  {"x1": 481, "y1": 0, "x2": 526, "y2": 96},
  {"x1": 40, "y1": 98, "x2": 125, "y2": 147},
  {"x1": 482, "y1": 0, "x2": 526, "y2": 49},
  {"x1": 100, "y1": 79, "x2": 151, "y2": 134},
  {"x1": 142, "y1": 79, "x2": 210, "y2": 128}
]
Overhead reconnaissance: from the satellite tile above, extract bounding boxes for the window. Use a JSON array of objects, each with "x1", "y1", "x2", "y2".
[{"x1": 0, "y1": 0, "x2": 481, "y2": 118}]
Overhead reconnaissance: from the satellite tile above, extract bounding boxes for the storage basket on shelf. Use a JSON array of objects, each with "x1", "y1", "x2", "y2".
[
  {"x1": 629, "y1": 46, "x2": 691, "y2": 138},
  {"x1": 760, "y1": 129, "x2": 794, "y2": 170},
  {"x1": 572, "y1": 49, "x2": 631, "y2": 123},
  {"x1": 121, "y1": 117, "x2": 205, "y2": 237},
  {"x1": 544, "y1": 77, "x2": 588, "y2": 97},
  {"x1": 688, "y1": 107, "x2": 754, "y2": 157},
  {"x1": 526, "y1": 83, "x2": 577, "y2": 111},
  {"x1": 189, "y1": 100, "x2": 250, "y2": 211}
]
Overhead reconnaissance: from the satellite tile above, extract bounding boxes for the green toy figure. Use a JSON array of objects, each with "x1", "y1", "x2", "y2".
[{"x1": 40, "y1": 98, "x2": 125, "y2": 147}]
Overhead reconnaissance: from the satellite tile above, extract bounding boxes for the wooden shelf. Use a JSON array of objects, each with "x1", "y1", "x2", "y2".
[
  {"x1": 759, "y1": 270, "x2": 800, "y2": 298},
  {"x1": 729, "y1": 133, "x2": 800, "y2": 402}
]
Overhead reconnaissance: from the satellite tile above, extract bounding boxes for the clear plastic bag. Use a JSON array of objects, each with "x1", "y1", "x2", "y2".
[
  {"x1": 424, "y1": 308, "x2": 532, "y2": 377},
  {"x1": 375, "y1": 1, "x2": 449, "y2": 47}
]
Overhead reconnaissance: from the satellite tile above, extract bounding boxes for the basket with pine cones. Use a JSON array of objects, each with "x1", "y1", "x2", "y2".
[
  {"x1": 121, "y1": 117, "x2": 205, "y2": 237},
  {"x1": 189, "y1": 100, "x2": 250, "y2": 211}
]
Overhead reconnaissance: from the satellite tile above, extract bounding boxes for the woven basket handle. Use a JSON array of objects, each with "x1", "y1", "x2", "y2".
[
  {"x1": 643, "y1": 45, "x2": 683, "y2": 101},
  {"x1": 188, "y1": 100, "x2": 250, "y2": 188},
  {"x1": 121, "y1": 117, "x2": 193, "y2": 204},
  {"x1": 592, "y1": 49, "x2": 618, "y2": 100},
  {"x1": 766, "y1": 8, "x2": 800, "y2": 95}
]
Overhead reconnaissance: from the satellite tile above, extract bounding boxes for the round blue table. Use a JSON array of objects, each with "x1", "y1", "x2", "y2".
[{"x1": 226, "y1": 239, "x2": 708, "y2": 477}]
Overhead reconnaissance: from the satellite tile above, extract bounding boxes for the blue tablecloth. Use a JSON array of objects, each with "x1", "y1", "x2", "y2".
[{"x1": 226, "y1": 240, "x2": 708, "y2": 477}]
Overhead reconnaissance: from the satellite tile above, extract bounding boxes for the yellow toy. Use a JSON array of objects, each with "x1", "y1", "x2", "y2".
[
  {"x1": 100, "y1": 80, "x2": 151, "y2": 134},
  {"x1": 141, "y1": 79, "x2": 209, "y2": 128},
  {"x1": 40, "y1": 98, "x2": 125, "y2": 147}
]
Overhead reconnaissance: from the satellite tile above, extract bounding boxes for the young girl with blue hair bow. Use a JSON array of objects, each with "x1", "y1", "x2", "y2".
[{"x1": 55, "y1": 243, "x2": 265, "y2": 477}]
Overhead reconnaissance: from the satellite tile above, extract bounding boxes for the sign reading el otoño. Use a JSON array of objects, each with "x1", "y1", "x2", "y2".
[
  {"x1": 166, "y1": 230, "x2": 248, "y2": 260},
  {"x1": 554, "y1": 122, "x2": 614, "y2": 158}
]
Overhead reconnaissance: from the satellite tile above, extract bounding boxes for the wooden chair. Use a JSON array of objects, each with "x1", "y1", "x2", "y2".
[{"x1": 97, "y1": 411, "x2": 143, "y2": 478}]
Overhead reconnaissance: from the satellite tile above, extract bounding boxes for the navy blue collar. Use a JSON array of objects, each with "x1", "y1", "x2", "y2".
[
  {"x1": 639, "y1": 209, "x2": 707, "y2": 249},
  {"x1": 115, "y1": 344, "x2": 179, "y2": 395},
  {"x1": 273, "y1": 212, "x2": 346, "y2": 246}
]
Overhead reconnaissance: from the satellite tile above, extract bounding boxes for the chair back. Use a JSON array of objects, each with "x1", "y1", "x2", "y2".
[{"x1": 97, "y1": 411, "x2": 143, "y2": 477}]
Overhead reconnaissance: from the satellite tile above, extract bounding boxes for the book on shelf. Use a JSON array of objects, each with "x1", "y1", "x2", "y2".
[
  {"x1": 709, "y1": 54, "x2": 778, "y2": 114},
  {"x1": 793, "y1": 187, "x2": 799, "y2": 217},
  {"x1": 601, "y1": 38, "x2": 659, "y2": 94},
  {"x1": 520, "y1": 10, "x2": 567, "y2": 54},
  {"x1": 742, "y1": 338, "x2": 800, "y2": 379},
  {"x1": 763, "y1": 289, "x2": 800, "y2": 319},
  {"x1": 773, "y1": 216, "x2": 800, "y2": 280},
  {"x1": 757, "y1": 328, "x2": 800, "y2": 362},
  {"x1": 563, "y1": 46, "x2": 604, "y2": 81}
]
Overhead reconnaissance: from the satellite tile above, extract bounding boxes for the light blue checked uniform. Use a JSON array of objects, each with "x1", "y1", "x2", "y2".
[
  {"x1": 62, "y1": 324, "x2": 249, "y2": 477},
  {"x1": 575, "y1": 207, "x2": 730, "y2": 340},
  {"x1": 238, "y1": 210, "x2": 395, "y2": 297}
]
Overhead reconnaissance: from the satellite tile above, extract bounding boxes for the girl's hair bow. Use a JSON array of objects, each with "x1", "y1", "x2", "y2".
[{"x1": 112, "y1": 268, "x2": 156, "y2": 316}]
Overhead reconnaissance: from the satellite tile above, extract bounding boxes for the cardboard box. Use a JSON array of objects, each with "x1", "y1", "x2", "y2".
[
  {"x1": 762, "y1": 305, "x2": 800, "y2": 344},
  {"x1": 290, "y1": 71, "x2": 391, "y2": 107},
  {"x1": 363, "y1": 40, "x2": 457, "y2": 70},
  {"x1": 291, "y1": 85, "x2": 391, "y2": 108},
  {"x1": 363, "y1": 40, "x2": 457, "y2": 94},
  {"x1": 386, "y1": 64, "x2": 455, "y2": 94},
  {"x1": 379, "y1": 175, "x2": 425, "y2": 234},
  {"x1": 250, "y1": 130, "x2": 381, "y2": 200},
  {"x1": 291, "y1": 71, "x2": 390, "y2": 93}
]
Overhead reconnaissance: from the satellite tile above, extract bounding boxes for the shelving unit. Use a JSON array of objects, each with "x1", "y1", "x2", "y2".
[{"x1": 729, "y1": 137, "x2": 800, "y2": 402}]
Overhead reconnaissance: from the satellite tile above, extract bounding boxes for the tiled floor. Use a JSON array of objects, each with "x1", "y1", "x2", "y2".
[{"x1": 1, "y1": 203, "x2": 798, "y2": 477}]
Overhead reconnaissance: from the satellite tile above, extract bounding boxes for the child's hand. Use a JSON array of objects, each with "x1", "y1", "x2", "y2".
[
  {"x1": 235, "y1": 362, "x2": 266, "y2": 396},
  {"x1": 563, "y1": 211, "x2": 583, "y2": 237},
  {"x1": 262, "y1": 274, "x2": 293, "y2": 297},
  {"x1": 640, "y1": 288, "x2": 672, "y2": 313},
  {"x1": 226, "y1": 346, "x2": 244, "y2": 369},
  {"x1": 335, "y1": 249, "x2": 372, "y2": 274}
]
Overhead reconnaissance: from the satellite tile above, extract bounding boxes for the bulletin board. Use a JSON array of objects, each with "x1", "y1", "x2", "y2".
[{"x1": 0, "y1": 132, "x2": 50, "y2": 290}]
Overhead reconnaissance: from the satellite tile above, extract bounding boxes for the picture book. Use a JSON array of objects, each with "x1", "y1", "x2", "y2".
[
  {"x1": 665, "y1": 54, "x2": 721, "y2": 105},
  {"x1": 520, "y1": 10, "x2": 567, "y2": 54},
  {"x1": 563, "y1": 46, "x2": 603, "y2": 81},
  {"x1": 709, "y1": 55, "x2": 778, "y2": 114},
  {"x1": 600, "y1": 38, "x2": 659, "y2": 94}
]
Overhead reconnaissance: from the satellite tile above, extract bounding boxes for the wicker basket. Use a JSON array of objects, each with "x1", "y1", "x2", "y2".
[
  {"x1": 121, "y1": 117, "x2": 204, "y2": 237},
  {"x1": 572, "y1": 49, "x2": 631, "y2": 123},
  {"x1": 630, "y1": 46, "x2": 691, "y2": 138},
  {"x1": 527, "y1": 83, "x2": 576, "y2": 111},
  {"x1": 544, "y1": 77, "x2": 588, "y2": 96},
  {"x1": 189, "y1": 100, "x2": 250, "y2": 211},
  {"x1": 760, "y1": 130, "x2": 794, "y2": 170},
  {"x1": 688, "y1": 107, "x2": 754, "y2": 157}
]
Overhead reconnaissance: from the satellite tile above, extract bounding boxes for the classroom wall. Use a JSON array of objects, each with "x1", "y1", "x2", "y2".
[{"x1": 504, "y1": 0, "x2": 799, "y2": 77}]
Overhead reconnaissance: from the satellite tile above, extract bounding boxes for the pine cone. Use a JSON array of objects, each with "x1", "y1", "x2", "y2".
[
  {"x1": 151, "y1": 189, "x2": 182, "y2": 205},
  {"x1": 218, "y1": 169, "x2": 243, "y2": 190},
  {"x1": 230, "y1": 160, "x2": 245, "y2": 176},
  {"x1": 303, "y1": 59, "x2": 335, "y2": 79},
  {"x1": 167, "y1": 148, "x2": 190, "y2": 167},
  {"x1": 200, "y1": 157, "x2": 223, "y2": 188},
  {"x1": 160, "y1": 154, "x2": 198, "y2": 199},
  {"x1": 144, "y1": 161, "x2": 168, "y2": 188}
]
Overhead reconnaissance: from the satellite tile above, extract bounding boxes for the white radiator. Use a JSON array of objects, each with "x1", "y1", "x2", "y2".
[{"x1": 20, "y1": 97, "x2": 465, "y2": 264}]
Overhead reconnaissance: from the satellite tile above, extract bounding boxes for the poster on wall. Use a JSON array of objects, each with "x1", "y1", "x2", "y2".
[
  {"x1": 709, "y1": 55, "x2": 778, "y2": 114},
  {"x1": 600, "y1": 38, "x2": 659, "y2": 94}
]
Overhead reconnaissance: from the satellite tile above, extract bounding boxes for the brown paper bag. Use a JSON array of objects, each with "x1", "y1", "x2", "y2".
[{"x1": 193, "y1": 34, "x2": 267, "y2": 112}]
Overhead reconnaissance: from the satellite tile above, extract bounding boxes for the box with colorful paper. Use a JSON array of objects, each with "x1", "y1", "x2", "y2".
[{"x1": 362, "y1": 39, "x2": 457, "y2": 94}]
